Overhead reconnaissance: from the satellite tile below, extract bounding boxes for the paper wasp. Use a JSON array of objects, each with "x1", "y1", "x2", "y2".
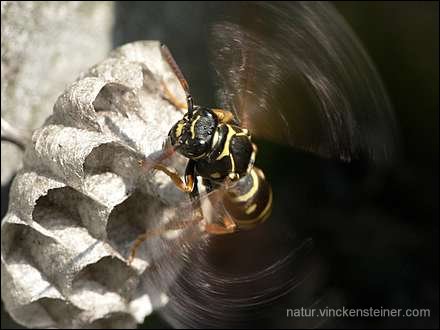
[
  {"x1": 128, "y1": 45, "x2": 273, "y2": 262},
  {"x1": 125, "y1": 3, "x2": 398, "y2": 327}
]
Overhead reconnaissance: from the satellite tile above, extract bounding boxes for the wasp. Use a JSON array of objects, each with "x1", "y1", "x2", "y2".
[
  {"x1": 128, "y1": 45, "x2": 272, "y2": 262},
  {"x1": 126, "y1": 2, "x2": 399, "y2": 327}
]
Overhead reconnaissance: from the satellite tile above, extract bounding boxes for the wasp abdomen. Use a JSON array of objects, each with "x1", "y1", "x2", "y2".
[{"x1": 222, "y1": 167, "x2": 273, "y2": 230}]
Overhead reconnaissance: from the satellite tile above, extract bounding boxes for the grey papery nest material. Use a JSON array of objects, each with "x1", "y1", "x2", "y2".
[
  {"x1": 1, "y1": 41, "x2": 191, "y2": 328},
  {"x1": 1, "y1": 1, "x2": 114, "y2": 186}
]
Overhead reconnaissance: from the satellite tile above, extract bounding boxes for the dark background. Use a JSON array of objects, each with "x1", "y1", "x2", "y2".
[{"x1": 2, "y1": 1, "x2": 438, "y2": 329}]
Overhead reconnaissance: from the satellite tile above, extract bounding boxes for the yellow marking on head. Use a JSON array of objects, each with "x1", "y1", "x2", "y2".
[
  {"x1": 175, "y1": 121, "x2": 185, "y2": 138},
  {"x1": 232, "y1": 169, "x2": 259, "y2": 202},
  {"x1": 190, "y1": 115, "x2": 200, "y2": 139},
  {"x1": 211, "y1": 172, "x2": 222, "y2": 179},
  {"x1": 245, "y1": 203, "x2": 257, "y2": 215},
  {"x1": 215, "y1": 124, "x2": 236, "y2": 161}
]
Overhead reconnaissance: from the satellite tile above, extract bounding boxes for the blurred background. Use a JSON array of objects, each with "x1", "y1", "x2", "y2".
[{"x1": 1, "y1": 1, "x2": 438, "y2": 329}]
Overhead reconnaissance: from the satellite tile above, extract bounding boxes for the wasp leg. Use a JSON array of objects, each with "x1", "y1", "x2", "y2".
[
  {"x1": 201, "y1": 178, "x2": 237, "y2": 234},
  {"x1": 161, "y1": 80, "x2": 187, "y2": 111},
  {"x1": 211, "y1": 108, "x2": 235, "y2": 124},
  {"x1": 128, "y1": 212, "x2": 204, "y2": 264},
  {"x1": 185, "y1": 160, "x2": 199, "y2": 200},
  {"x1": 127, "y1": 232, "x2": 148, "y2": 264},
  {"x1": 142, "y1": 159, "x2": 196, "y2": 194},
  {"x1": 152, "y1": 163, "x2": 194, "y2": 193},
  {"x1": 204, "y1": 216, "x2": 237, "y2": 235}
]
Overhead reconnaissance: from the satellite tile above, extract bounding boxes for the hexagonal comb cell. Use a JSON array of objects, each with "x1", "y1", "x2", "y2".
[{"x1": 2, "y1": 41, "x2": 185, "y2": 328}]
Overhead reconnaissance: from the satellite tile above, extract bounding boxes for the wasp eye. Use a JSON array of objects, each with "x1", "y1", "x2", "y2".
[{"x1": 169, "y1": 120, "x2": 186, "y2": 146}]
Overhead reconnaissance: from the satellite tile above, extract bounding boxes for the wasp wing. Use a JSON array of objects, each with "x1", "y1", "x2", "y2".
[
  {"x1": 135, "y1": 182, "x2": 326, "y2": 328},
  {"x1": 211, "y1": 2, "x2": 398, "y2": 164},
  {"x1": 157, "y1": 196, "x2": 323, "y2": 328}
]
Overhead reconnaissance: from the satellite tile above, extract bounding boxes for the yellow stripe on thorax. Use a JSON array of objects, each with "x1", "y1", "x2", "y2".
[{"x1": 215, "y1": 124, "x2": 236, "y2": 160}]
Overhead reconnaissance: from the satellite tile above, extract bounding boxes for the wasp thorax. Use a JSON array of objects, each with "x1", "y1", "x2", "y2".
[{"x1": 169, "y1": 107, "x2": 217, "y2": 159}]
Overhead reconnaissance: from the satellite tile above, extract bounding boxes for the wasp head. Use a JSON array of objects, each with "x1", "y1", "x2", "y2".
[{"x1": 168, "y1": 107, "x2": 217, "y2": 159}]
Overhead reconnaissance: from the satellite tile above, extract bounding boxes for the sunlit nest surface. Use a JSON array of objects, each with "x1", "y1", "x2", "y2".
[{"x1": 1, "y1": 41, "x2": 188, "y2": 328}]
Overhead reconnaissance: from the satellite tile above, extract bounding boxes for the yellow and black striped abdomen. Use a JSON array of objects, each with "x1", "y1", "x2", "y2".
[{"x1": 222, "y1": 167, "x2": 272, "y2": 230}]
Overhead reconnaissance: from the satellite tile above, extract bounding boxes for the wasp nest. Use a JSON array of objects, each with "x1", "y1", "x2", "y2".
[{"x1": 1, "y1": 41, "x2": 189, "y2": 328}]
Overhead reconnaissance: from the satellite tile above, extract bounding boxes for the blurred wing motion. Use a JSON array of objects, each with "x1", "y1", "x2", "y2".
[
  {"x1": 141, "y1": 182, "x2": 322, "y2": 328},
  {"x1": 211, "y1": 1, "x2": 398, "y2": 163},
  {"x1": 135, "y1": 2, "x2": 399, "y2": 327}
]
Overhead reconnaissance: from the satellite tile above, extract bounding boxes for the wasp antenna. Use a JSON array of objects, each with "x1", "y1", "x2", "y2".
[{"x1": 160, "y1": 44, "x2": 195, "y2": 116}]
